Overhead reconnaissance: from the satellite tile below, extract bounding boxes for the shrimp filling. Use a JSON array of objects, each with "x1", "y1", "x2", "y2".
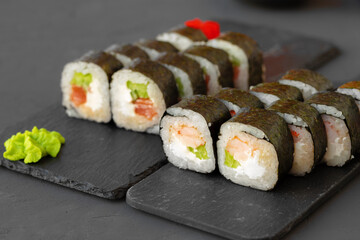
[
  {"x1": 224, "y1": 134, "x2": 269, "y2": 179},
  {"x1": 322, "y1": 114, "x2": 351, "y2": 166},
  {"x1": 288, "y1": 125, "x2": 314, "y2": 176},
  {"x1": 169, "y1": 124, "x2": 209, "y2": 160}
]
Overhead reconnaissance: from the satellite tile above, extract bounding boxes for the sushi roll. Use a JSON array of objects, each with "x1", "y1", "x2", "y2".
[
  {"x1": 157, "y1": 52, "x2": 206, "y2": 98},
  {"x1": 279, "y1": 69, "x2": 333, "y2": 99},
  {"x1": 215, "y1": 88, "x2": 264, "y2": 117},
  {"x1": 157, "y1": 26, "x2": 208, "y2": 51},
  {"x1": 208, "y1": 32, "x2": 264, "y2": 90},
  {"x1": 268, "y1": 99, "x2": 327, "y2": 176},
  {"x1": 111, "y1": 59, "x2": 178, "y2": 133},
  {"x1": 336, "y1": 81, "x2": 360, "y2": 111},
  {"x1": 184, "y1": 45, "x2": 233, "y2": 95},
  {"x1": 136, "y1": 39, "x2": 178, "y2": 60},
  {"x1": 61, "y1": 50, "x2": 123, "y2": 123},
  {"x1": 250, "y1": 82, "x2": 303, "y2": 108},
  {"x1": 307, "y1": 92, "x2": 360, "y2": 166},
  {"x1": 217, "y1": 108, "x2": 293, "y2": 191},
  {"x1": 105, "y1": 44, "x2": 149, "y2": 68},
  {"x1": 160, "y1": 95, "x2": 231, "y2": 173}
]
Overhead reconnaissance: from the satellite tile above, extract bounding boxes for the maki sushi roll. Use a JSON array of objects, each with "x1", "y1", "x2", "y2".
[
  {"x1": 307, "y1": 92, "x2": 360, "y2": 166},
  {"x1": 279, "y1": 69, "x2": 333, "y2": 99},
  {"x1": 250, "y1": 82, "x2": 303, "y2": 108},
  {"x1": 184, "y1": 45, "x2": 233, "y2": 95},
  {"x1": 215, "y1": 88, "x2": 264, "y2": 117},
  {"x1": 336, "y1": 81, "x2": 360, "y2": 111},
  {"x1": 157, "y1": 52, "x2": 206, "y2": 98},
  {"x1": 136, "y1": 39, "x2": 178, "y2": 60},
  {"x1": 160, "y1": 95, "x2": 231, "y2": 173},
  {"x1": 268, "y1": 99, "x2": 327, "y2": 176},
  {"x1": 217, "y1": 108, "x2": 293, "y2": 191},
  {"x1": 208, "y1": 32, "x2": 264, "y2": 90},
  {"x1": 105, "y1": 44, "x2": 149, "y2": 68},
  {"x1": 61, "y1": 50, "x2": 123, "y2": 123},
  {"x1": 157, "y1": 26, "x2": 208, "y2": 51},
  {"x1": 111, "y1": 59, "x2": 178, "y2": 133}
]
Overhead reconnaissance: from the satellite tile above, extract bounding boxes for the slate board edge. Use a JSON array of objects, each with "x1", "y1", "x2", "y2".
[
  {"x1": 0, "y1": 103, "x2": 168, "y2": 200},
  {"x1": 126, "y1": 161, "x2": 360, "y2": 240}
]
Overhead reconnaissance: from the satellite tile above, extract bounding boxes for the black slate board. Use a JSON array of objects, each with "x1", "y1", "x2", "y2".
[
  {"x1": 127, "y1": 161, "x2": 360, "y2": 240},
  {"x1": 0, "y1": 21, "x2": 339, "y2": 200},
  {"x1": 0, "y1": 104, "x2": 166, "y2": 199},
  {"x1": 216, "y1": 19, "x2": 340, "y2": 82}
]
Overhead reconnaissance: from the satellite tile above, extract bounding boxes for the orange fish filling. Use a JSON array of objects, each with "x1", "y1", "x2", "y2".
[
  {"x1": 133, "y1": 98, "x2": 157, "y2": 120},
  {"x1": 70, "y1": 85, "x2": 87, "y2": 106},
  {"x1": 170, "y1": 124, "x2": 205, "y2": 149},
  {"x1": 226, "y1": 136, "x2": 258, "y2": 161}
]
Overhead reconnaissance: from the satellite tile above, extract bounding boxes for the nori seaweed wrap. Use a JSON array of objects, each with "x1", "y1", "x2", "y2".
[
  {"x1": 160, "y1": 95, "x2": 231, "y2": 173},
  {"x1": 208, "y1": 32, "x2": 264, "y2": 90},
  {"x1": 218, "y1": 108, "x2": 294, "y2": 190},
  {"x1": 61, "y1": 50, "x2": 123, "y2": 123},
  {"x1": 185, "y1": 45, "x2": 233, "y2": 95},
  {"x1": 106, "y1": 44, "x2": 149, "y2": 68},
  {"x1": 136, "y1": 39, "x2": 178, "y2": 60},
  {"x1": 337, "y1": 81, "x2": 360, "y2": 110},
  {"x1": 250, "y1": 82, "x2": 303, "y2": 108},
  {"x1": 307, "y1": 92, "x2": 360, "y2": 166},
  {"x1": 111, "y1": 59, "x2": 178, "y2": 133},
  {"x1": 157, "y1": 26, "x2": 207, "y2": 51},
  {"x1": 157, "y1": 52, "x2": 206, "y2": 98},
  {"x1": 279, "y1": 69, "x2": 333, "y2": 99},
  {"x1": 269, "y1": 99, "x2": 327, "y2": 176},
  {"x1": 215, "y1": 88, "x2": 264, "y2": 116}
]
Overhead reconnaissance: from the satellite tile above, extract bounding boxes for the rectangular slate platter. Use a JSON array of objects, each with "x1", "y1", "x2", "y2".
[
  {"x1": 0, "y1": 20, "x2": 339, "y2": 200},
  {"x1": 0, "y1": 104, "x2": 166, "y2": 199},
  {"x1": 127, "y1": 160, "x2": 360, "y2": 240},
  {"x1": 215, "y1": 19, "x2": 340, "y2": 82}
]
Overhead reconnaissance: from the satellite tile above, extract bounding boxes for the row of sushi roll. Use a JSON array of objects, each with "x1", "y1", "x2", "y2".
[
  {"x1": 61, "y1": 19, "x2": 265, "y2": 133},
  {"x1": 160, "y1": 72, "x2": 360, "y2": 191}
]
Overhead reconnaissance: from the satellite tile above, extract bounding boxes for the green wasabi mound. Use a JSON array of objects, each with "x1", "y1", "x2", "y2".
[
  {"x1": 3, "y1": 127, "x2": 65, "y2": 164},
  {"x1": 188, "y1": 144, "x2": 209, "y2": 160},
  {"x1": 71, "y1": 72, "x2": 92, "y2": 90},
  {"x1": 126, "y1": 81, "x2": 149, "y2": 100},
  {"x1": 224, "y1": 150, "x2": 240, "y2": 168}
]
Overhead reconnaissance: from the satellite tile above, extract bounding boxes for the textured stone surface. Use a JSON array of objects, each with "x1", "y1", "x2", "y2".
[
  {"x1": 127, "y1": 161, "x2": 360, "y2": 240},
  {"x1": 0, "y1": 104, "x2": 166, "y2": 199}
]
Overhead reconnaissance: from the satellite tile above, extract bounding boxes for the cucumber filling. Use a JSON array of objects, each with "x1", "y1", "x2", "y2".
[
  {"x1": 188, "y1": 144, "x2": 209, "y2": 160},
  {"x1": 224, "y1": 150, "x2": 240, "y2": 168}
]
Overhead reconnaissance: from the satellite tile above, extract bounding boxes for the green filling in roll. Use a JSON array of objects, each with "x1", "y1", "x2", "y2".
[
  {"x1": 188, "y1": 144, "x2": 209, "y2": 160},
  {"x1": 70, "y1": 72, "x2": 92, "y2": 91},
  {"x1": 175, "y1": 77, "x2": 185, "y2": 97},
  {"x1": 224, "y1": 150, "x2": 240, "y2": 168},
  {"x1": 126, "y1": 81, "x2": 149, "y2": 100}
]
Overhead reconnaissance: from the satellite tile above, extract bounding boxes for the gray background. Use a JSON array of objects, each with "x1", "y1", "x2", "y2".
[{"x1": 0, "y1": 0, "x2": 360, "y2": 239}]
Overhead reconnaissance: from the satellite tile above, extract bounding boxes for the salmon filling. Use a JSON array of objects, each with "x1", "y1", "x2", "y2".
[
  {"x1": 170, "y1": 124, "x2": 209, "y2": 160},
  {"x1": 70, "y1": 72, "x2": 93, "y2": 106},
  {"x1": 127, "y1": 81, "x2": 157, "y2": 121}
]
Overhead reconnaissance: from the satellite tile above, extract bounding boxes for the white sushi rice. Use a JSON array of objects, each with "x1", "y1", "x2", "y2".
[
  {"x1": 276, "y1": 112, "x2": 308, "y2": 128},
  {"x1": 207, "y1": 39, "x2": 249, "y2": 90},
  {"x1": 310, "y1": 103, "x2": 345, "y2": 120},
  {"x1": 61, "y1": 61, "x2": 111, "y2": 123},
  {"x1": 110, "y1": 69, "x2": 166, "y2": 132},
  {"x1": 157, "y1": 32, "x2": 193, "y2": 51},
  {"x1": 137, "y1": 45, "x2": 161, "y2": 60},
  {"x1": 249, "y1": 90, "x2": 279, "y2": 108},
  {"x1": 279, "y1": 79, "x2": 318, "y2": 100},
  {"x1": 218, "y1": 99, "x2": 242, "y2": 116},
  {"x1": 185, "y1": 53, "x2": 221, "y2": 95},
  {"x1": 105, "y1": 44, "x2": 133, "y2": 68},
  {"x1": 161, "y1": 64, "x2": 193, "y2": 98},
  {"x1": 336, "y1": 88, "x2": 360, "y2": 101},
  {"x1": 160, "y1": 108, "x2": 215, "y2": 173},
  {"x1": 218, "y1": 122, "x2": 278, "y2": 191},
  {"x1": 288, "y1": 125, "x2": 314, "y2": 176},
  {"x1": 321, "y1": 114, "x2": 352, "y2": 166}
]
